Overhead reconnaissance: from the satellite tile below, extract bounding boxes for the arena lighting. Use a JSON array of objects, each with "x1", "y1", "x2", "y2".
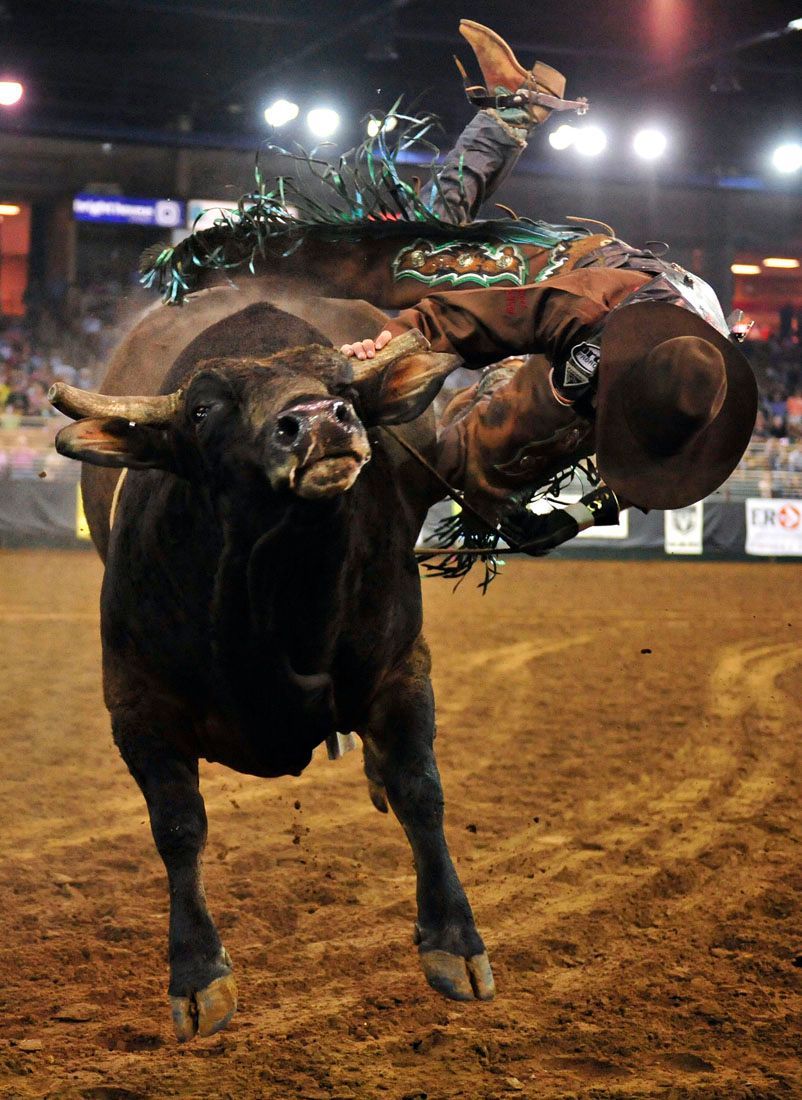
[
  {"x1": 730, "y1": 263, "x2": 762, "y2": 275},
  {"x1": 366, "y1": 115, "x2": 398, "y2": 138},
  {"x1": 0, "y1": 203, "x2": 20, "y2": 216},
  {"x1": 548, "y1": 123, "x2": 575, "y2": 150},
  {"x1": 264, "y1": 98, "x2": 299, "y2": 128},
  {"x1": 762, "y1": 257, "x2": 800, "y2": 269},
  {"x1": 771, "y1": 142, "x2": 802, "y2": 174},
  {"x1": 632, "y1": 127, "x2": 668, "y2": 161},
  {"x1": 787, "y1": 17, "x2": 802, "y2": 30},
  {"x1": 573, "y1": 125, "x2": 607, "y2": 157},
  {"x1": 0, "y1": 80, "x2": 23, "y2": 107},
  {"x1": 307, "y1": 107, "x2": 340, "y2": 139}
]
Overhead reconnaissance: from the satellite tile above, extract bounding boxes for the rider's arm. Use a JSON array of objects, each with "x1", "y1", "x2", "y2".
[{"x1": 381, "y1": 267, "x2": 651, "y2": 366}]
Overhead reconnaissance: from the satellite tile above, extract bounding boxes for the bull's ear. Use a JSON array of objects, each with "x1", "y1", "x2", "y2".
[
  {"x1": 55, "y1": 417, "x2": 177, "y2": 471},
  {"x1": 369, "y1": 352, "x2": 461, "y2": 425}
]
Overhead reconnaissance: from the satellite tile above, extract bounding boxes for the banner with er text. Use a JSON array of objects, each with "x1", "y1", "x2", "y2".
[{"x1": 745, "y1": 498, "x2": 802, "y2": 556}]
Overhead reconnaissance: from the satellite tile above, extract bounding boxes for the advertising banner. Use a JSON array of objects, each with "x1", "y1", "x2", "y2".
[
  {"x1": 75, "y1": 485, "x2": 91, "y2": 540},
  {"x1": 745, "y1": 498, "x2": 802, "y2": 556},
  {"x1": 664, "y1": 501, "x2": 704, "y2": 554},
  {"x1": 73, "y1": 194, "x2": 185, "y2": 228}
]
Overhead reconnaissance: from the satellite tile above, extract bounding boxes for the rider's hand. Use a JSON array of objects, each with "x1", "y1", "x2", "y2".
[
  {"x1": 340, "y1": 330, "x2": 393, "y2": 360},
  {"x1": 500, "y1": 506, "x2": 579, "y2": 557}
]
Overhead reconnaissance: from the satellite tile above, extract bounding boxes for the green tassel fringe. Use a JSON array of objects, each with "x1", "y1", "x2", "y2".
[
  {"x1": 140, "y1": 104, "x2": 586, "y2": 304},
  {"x1": 419, "y1": 456, "x2": 600, "y2": 591}
]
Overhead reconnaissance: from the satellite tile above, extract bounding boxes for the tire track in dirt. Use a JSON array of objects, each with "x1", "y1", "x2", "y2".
[{"x1": 467, "y1": 637, "x2": 801, "y2": 933}]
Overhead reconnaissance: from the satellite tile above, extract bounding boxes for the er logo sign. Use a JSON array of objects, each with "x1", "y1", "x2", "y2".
[
  {"x1": 746, "y1": 498, "x2": 802, "y2": 556},
  {"x1": 778, "y1": 504, "x2": 801, "y2": 530}
]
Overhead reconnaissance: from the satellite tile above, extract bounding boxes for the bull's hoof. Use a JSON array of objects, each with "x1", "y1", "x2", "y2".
[
  {"x1": 420, "y1": 948, "x2": 495, "y2": 1002},
  {"x1": 169, "y1": 965, "x2": 237, "y2": 1042}
]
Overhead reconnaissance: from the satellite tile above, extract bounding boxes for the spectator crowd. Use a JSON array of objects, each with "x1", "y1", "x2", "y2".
[{"x1": 0, "y1": 279, "x2": 150, "y2": 479}]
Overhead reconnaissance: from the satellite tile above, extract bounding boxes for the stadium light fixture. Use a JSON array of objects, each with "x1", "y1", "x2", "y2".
[
  {"x1": 548, "y1": 124, "x2": 576, "y2": 150},
  {"x1": 574, "y1": 125, "x2": 607, "y2": 157},
  {"x1": 366, "y1": 115, "x2": 398, "y2": 138},
  {"x1": 730, "y1": 263, "x2": 761, "y2": 276},
  {"x1": 264, "y1": 99, "x2": 299, "y2": 128},
  {"x1": 762, "y1": 257, "x2": 800, "y2": 269},
  {"x1": 0, "y1": 80, "x2": 23, "y2": 107},
  {"x1": 633, "y1": 127, "x2": 668, "y2": 161},
  {"x1": 307, "y1": 107, "x2": 340, "y2": 139},
  {"x1": 771, "y1": 141, "x2": 802, "y2": 174}
]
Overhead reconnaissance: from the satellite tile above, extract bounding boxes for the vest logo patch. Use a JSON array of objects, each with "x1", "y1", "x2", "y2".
[
  {"x1": 563, "y1": 342, "x2": 601, "y2": 388},
  {"x1": 393, "y1": 238, "x2": 528, "y2": 287}
]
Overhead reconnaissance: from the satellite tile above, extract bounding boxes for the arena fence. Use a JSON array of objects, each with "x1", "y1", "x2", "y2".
[{"x1": 1, "y1": 418, "x2": 801, "y2": 558}]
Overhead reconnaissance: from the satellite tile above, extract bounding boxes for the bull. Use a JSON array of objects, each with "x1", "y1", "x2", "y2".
[{"x1": 50, "y1": 297, "x2": 495, "y2": 1042}]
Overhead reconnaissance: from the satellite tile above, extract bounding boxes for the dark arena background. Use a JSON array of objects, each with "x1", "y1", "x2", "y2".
[{"x1": 1, "y1": 2, "x2": 801, "y2": 1098}]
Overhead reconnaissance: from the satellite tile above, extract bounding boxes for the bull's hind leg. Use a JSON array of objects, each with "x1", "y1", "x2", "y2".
[
  {"x1": 364, "y1": 637, "x2": 495, "y2": 1002},
  {"x1": 113, "y1": 723, "x2": 237, "y2": 1041}
]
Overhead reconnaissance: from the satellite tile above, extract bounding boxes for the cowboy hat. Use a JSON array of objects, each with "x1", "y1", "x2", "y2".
[{"x1": 595, "y1": 300, "x2": 757, "y2": 510}]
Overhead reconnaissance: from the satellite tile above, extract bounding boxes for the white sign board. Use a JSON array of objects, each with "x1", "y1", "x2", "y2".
[
  {"x1": 746, "y1": 498, "x2": 802, "y2": 556},
  {"x1": 664, "y1": 501, "x2": 704, "y2": 555}
]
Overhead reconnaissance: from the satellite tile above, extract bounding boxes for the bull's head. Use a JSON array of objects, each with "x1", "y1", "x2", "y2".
[{"x1": 50, "y1": 331, "x2": 458, "y2": 500}]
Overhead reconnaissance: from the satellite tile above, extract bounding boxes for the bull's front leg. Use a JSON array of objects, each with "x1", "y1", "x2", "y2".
[
  {"x1": 113, "y1": 721, "x2": 237, "y2": 1041},
  {"x1": 363, "y1": 638, "x2": 495, "y2": 1001}
]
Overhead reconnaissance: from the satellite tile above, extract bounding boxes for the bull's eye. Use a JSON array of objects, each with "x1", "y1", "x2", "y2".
[{"x1": 192, "y1": 405, "x2": 210, "y2": 424}]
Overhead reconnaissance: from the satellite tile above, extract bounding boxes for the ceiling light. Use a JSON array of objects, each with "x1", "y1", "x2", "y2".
[
  {"x1": 548, "y1": 124, "x2": 575, "y2": 151},
  {"x1": 307, "y1": 107, "x2": 340, "y2": 139},
  {"x1": 264, "y1": 99, "x2": 299, "y2": 128},
  {"x1": 0, "y1": 203, "x2": 20, "y2": 215},
  {"x1": 574, "y1": 125, "x2": 607, "y2": 157},
  {"x1": 730, "y1": 263, "x2": 761, "y2": 276},
  {"x1": 0, "y1": 80, "x2": 23, "y2": 107},
  {"x1": 771, "y1": 142, "x2": 802, "y2": 174},
  {"x1": 762, "y1": 257, "x2": 800, "y2": 269},
  {"x1": 633, "y1": 127, "x2": 668, "y2": 161}
]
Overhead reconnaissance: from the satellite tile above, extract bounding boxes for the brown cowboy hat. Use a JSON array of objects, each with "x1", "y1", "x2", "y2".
[{"x1": 595, "y1": 301, "x2": 757, "y2": 510}]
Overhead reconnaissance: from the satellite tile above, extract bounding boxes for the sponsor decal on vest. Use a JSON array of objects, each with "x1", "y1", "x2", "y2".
[
  {"x1": 563, "y1": 342, "x2": 601, "y2": 389},
  {"x1": 393, "y1": 239, "x2": 528, "y2": 287}
]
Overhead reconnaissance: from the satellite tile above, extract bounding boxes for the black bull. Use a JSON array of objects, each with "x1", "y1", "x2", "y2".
[{"x1": 51, "y1": 298, "x2": 495, "y2": 1042}]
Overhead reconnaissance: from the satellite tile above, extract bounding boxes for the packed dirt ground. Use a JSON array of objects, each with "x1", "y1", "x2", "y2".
[{"x1": 0, "y1": 550, "x2": 800, "y2": 1099}]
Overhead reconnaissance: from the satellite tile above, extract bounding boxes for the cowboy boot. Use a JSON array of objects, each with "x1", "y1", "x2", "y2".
[{"x1": 459, "y1": 20, "x2": 583, "y2": 127}]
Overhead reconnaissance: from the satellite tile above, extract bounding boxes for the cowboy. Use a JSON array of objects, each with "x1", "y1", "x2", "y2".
[{"x1": 343, "y1": 22, "x2": 757, "y2": 553}]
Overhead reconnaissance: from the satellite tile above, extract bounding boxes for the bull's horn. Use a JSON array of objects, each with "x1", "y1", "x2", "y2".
[
  {"x1": 349, "y1": 329, "x2": 431, "y2": 382},
  {"x1": 48, "y1": 382, "x2": 183, "y2": 424}
]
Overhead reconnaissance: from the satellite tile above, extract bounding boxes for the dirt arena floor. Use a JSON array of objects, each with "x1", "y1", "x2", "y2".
[{"x1": 0, "y1": 549, "x2": 800, "y2": 1099}]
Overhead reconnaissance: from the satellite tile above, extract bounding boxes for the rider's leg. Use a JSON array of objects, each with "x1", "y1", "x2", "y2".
[{"x1": 427, "y1": 21, "x2": 571, "y2": 224}]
